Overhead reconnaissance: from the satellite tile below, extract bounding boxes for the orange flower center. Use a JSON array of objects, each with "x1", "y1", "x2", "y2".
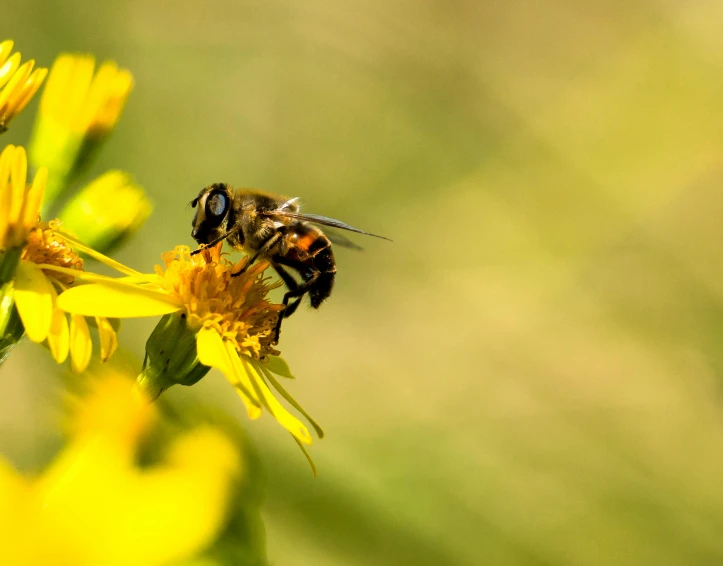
[
  {"x1": 22, "y1": 221, "x2": 83, "y2": 285},
  {"x1": 157, "y1": 245, "x2": 282, "y2": 359}
]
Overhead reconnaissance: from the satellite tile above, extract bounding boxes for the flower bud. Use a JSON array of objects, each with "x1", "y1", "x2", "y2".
[
  {"x1": 58, "y1": 171, "x2": 152, "y2": 253},
  {"x1": 28, "y1": 54, "x2": 133, "y2": 211}
]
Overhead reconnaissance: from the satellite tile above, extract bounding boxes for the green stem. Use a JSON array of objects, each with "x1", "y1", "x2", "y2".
[
  {"x1": 0, "y1": 283, "x2": 24, "y2": 364},
  {"x1": 0, "y1": 246, "x2": 23, "y2": 286}
]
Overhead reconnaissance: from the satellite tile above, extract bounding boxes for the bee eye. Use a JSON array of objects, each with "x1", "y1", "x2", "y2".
[{"x1": 205, "y1": 192, "x2": 228, "y2": 220}]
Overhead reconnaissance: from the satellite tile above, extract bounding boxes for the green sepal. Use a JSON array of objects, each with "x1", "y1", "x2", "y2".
[{"x1": 136, "y1": 313, "x2": 211, "y2": 401}]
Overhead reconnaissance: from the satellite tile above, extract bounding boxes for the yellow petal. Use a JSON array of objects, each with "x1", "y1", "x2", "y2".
[
  {"x1": 35, "y1": 379, "x2": 241, "y2": 566},
  {"x1": 196, "y1": 327, "x2": 233, "y2": 372},
  {"x1": 259, "y1": 363, "x2": 324, "y2": 439},
  {"x1": 57, "y1": 282, "x2": 182, "y2": 318},
  {"x1": 242, "y1": 356, "x2": 313, "y2": 445},
  {"x1": 0, "y1": 52, "x2": 21, "y2": 91},
  {"x1": 69, "y1": 314, "x2": 92, "y2": 373},
  {"x1": 7, "y1": 145, "x2": 26, "y2": 227},
  {"x1": 96, "y1": 317, "x2": 118, "y2": 362},
  {"x1": 0, "y1": 40, "x2": 13, "y2": 68},
  {"x1": 0, "y1": 146, "x2": 13, "y2": 240},
  {"x1": 225, "y1": 340, "x2": 262, "y2": 419},
  {"x1": 9, "y1": 66, "x2": 47, "y2": 116},
  {"x1": 53, "y1": 229, "x2": 141, "y2": 276},
  {"x1": 21, "y1": 166, "x2": 46, "y2": 230},
  {"x1": 47, "y1": 287, "x2": 69, "y2": 363},
  {"x1": 0, "y1": 59, "x2": 33, "y2": 104},
  {"x1": 38, "y1": 53, "x2": 73, "y2": 118},
  {"x1": 196, "y1": 328, "x2": 261, "y2": 419},
  {"x1": 13, "y1": 261, "x2": 53, "y2": 343},
  {"x1": 65, "y1": 55, "x2": 95, "y2": 130}
]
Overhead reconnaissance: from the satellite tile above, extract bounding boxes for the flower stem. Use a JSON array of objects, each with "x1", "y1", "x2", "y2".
[
  {"x1": 0, "y1": 282, "x2": 24, "y2": 364},
  {"x1": 0, "y1": 246, "x2": 23, "y2": 286}
]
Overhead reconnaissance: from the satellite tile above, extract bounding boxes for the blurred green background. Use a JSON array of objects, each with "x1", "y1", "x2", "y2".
[{"x1": 5, "y1": 0, "x2": 723, "y2": 564}]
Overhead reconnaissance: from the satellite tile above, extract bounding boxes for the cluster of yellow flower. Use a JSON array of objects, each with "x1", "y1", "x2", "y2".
[{"x1": 0, "y1": 39, "x2": 322, "y2": 564}]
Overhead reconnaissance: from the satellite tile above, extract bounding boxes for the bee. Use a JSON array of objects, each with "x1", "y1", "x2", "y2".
[{"x1": 190, "y1": 183, "x2": 389, "y2": 343}]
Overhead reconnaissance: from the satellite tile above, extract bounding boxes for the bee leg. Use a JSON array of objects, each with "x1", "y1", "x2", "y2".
[
  {"x1": 272, "y1": 264, "x2": 302, "y2": 316},
  {"x1": 190, "y1": 226, "x2": 239, "y2": 256},
  {"x1": 270, "y1": 260, "x2": 321, "y2": 344},
  {"x1": 232, "y1": 232, "x2": 283, "y2": 277},
  {"x1": 270, "y1": 263, "x2": 302, "y2": 344},
  {"x1": 273, "y1": 284, "x2": 317, "y2": 345}
]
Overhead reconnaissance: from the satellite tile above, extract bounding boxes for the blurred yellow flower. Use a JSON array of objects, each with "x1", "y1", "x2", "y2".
[
  {"x1": 0, "y1": 40, "x2": 47, "y2": 133},
  {"x1": 57, "y1": 245, "x2": 323, "y2": 460},
  {"x1": 39, "y1": 53, "x2": 133, "y2": 136},
  {"x1": 29, "y1": 53, "x2": 134, "y2": 207},
  {"x1": 0, "y1": 144, "x2": 119, "y2": 371},
  {"x1": 0, "y1": 374, "x2": 242, "y2": 566},
  {"x1": 59, "y1": 169, "x2": 153, "y2": 253}
]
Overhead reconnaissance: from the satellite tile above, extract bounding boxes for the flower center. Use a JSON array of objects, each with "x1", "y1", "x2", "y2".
[
  {"x1": 157, "y1": 245, "x2": 282, "y2": 359},
  {"x1": 22, "y1": 221, "x2": 83, "y2": 285}
]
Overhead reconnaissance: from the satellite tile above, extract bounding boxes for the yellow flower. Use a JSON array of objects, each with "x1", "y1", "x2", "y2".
[
  {"x1": 39, "y1": 53, "x2": 133, "y2": 136},
  {"x1": 28, "y1": 53, "x2": 133, "y2": 208},
  {"x1": 0, "y1": 40, "x2": 47, "y2": 133},
  {"x1": 0, "y1": 144, "x2": 119, "y2": 372},
  {"x1": 0, "y1": 145, "x2": 46, "y2": 258},
  {"x1": 57, "y1": 245, "x2": 323, "y2": 466},
  {"x1": 0, "y1": 372, "x2": 243, "y2": 566},
  {"x1": 58, "y1": 170, "x2": 153, "y2": 253}
]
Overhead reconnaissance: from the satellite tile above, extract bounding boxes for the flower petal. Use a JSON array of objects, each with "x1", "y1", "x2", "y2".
[
  {"x1": 241, "y1": 356, "x2": 313, "y2": 445},
  {"x1": 258, "y1": 364, "x2": 324, "y2": 439},
  {"x1": 13, "y1": 261, "x2": 53, "y2": 343},
  {"x1": 58, "y1": 282, "x2": 182, "y2": 318},
  {"x1": 0, "y1": 145, "x2": 14, "y2": 240},
  {"x1": 34, "y1": 376, "x2": 242, "y2": 566},
  {"x1": 224, "y1": 340, "x2": 262, "y2": 420},
  {"x1": 196, "y1": 328, "x2": 261, "y2": 419},
  {"x1": 96, "y1": 316, "x2": 118, "y2": 362},
  {"x1": 21, "y1": 166, "x2": 47, "y2": 229},
  {"x1": 70, "y1": 314, "x2": 92, "y2": 373},
  {"x1": 53, "y1": 229, "x2": 141, "y2": 276},
  {"x1": 196, "y1": 326, "x2": 232, "y2": 372},
  {"x1": 47, "y1": 290, "x2": 69, "y2": 364},
  {"x1": 8, "y1": 146, "x2": 26, "y2": 226}
]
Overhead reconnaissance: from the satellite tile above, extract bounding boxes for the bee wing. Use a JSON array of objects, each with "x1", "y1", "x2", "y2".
[
  {"x1": 264, "y1": 210, "x2": 392, "y2": 242},
  {"x1": 325, "y1": 229, "x2": 365, "y2": 251}
]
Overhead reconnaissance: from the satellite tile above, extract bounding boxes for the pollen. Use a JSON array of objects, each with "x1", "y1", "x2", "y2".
[
  {"x1": 156, "y1": 245, "x2": 283, "y2": 359},
  {"x1": 22, "y1": 220, "x2": 84, "y2": 285}
]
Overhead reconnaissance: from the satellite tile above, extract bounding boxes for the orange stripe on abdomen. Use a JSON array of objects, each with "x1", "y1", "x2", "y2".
[{"x1": 296, "y1": 232, "x2": 317, "y2": 252}]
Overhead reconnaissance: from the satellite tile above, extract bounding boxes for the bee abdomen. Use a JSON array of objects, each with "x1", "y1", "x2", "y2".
[{"x1": 309, "y1": 245, "x2": 336, "y2": 308}]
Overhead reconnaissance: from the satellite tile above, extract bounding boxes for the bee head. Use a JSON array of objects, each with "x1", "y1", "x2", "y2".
[{"x1": 191, "y1": 182, "x2": 233, "y2": 244}]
